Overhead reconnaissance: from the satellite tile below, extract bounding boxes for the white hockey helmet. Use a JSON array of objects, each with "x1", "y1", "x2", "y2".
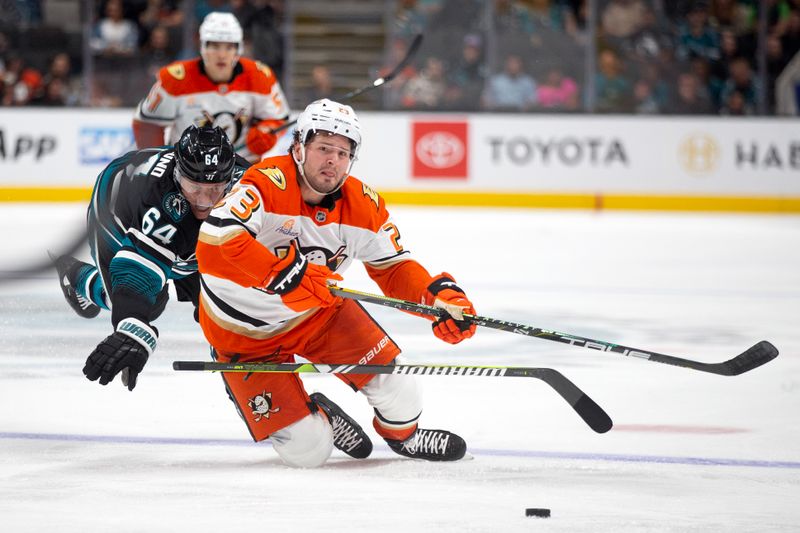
[
  {"x1": 292, "y1": 99, "x2": 362, "y2": 195},
  {"x1": 295, "y1": 98, "x2": 362, "y2": 160},
  {"x1": 199, "y1": 12, "x2": 243, "y2": 55}
]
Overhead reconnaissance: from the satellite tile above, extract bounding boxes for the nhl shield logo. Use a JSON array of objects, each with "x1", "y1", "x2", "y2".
[
  {"x1": 315, "y1": 211, "x2": 327, "y2": 223},
  {"x1": 163, "y1": 192, "x2": 190, "y2": 222}
]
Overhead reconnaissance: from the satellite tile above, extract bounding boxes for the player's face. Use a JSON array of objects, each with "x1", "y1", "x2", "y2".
[
  {"x1": 297, "y1": 134, "x2": 353, "y2": 195},
  {"x1": 201, "y1": 41, "x2": 239, "y2": 82},
  {"x1": 177, "y1": 177, "x2": 229, "y2": 219}
]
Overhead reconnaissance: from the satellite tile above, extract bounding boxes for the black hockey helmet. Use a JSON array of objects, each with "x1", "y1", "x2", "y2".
[{"x1": 174, "y1": 125, "x2": 235, "y2": 184}]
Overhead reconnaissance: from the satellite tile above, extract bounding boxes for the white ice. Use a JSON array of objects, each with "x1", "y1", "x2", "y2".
[{"x1": 1, "y1": 204, "x2": 798, "y2": 532}]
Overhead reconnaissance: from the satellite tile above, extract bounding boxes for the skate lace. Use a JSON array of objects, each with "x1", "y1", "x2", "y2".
[
  {"x1": 75, "y1": 293, "x2": 94, "y2": 310},
  {"x1": 63, "y1": 272, "x2": 96, "y2": 311},
  {"x1": 331, "y1": 415, "x2": 363, "y2": 453},
  {"x1": 402, "y1": 429, "x2": 449, "y2": 457}
]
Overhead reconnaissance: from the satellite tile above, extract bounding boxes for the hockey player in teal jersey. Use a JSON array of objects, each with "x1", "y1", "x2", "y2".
[{"x1": 53, "y1": 125, "x2": 249, "y2": 390}]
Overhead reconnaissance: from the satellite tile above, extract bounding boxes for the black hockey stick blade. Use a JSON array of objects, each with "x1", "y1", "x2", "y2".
[
  {"x1": 271, "y1": 34, "x2": 423, "y2": 134},
  {"x1": 173, "y1": 361, "x2": 613, "y2": 434},
  {"x1": 330, "y1": 287, "x2": 779, "y2": 377},
  {"x1": 716, "y1": 340, "x2": 778, "y2": 376},
  {"x1": 512, "y1": 367, "x2": 613, "y2": 433}
]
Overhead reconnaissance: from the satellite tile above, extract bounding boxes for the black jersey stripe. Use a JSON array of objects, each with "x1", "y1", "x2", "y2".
[{"x1": 200, "y1": 276, "x2": 272, "y2": 328}]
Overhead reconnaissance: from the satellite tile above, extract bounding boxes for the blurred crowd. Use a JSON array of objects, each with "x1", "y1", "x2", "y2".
[
  {"x1": 385, "y1": 0, "x2": 800, "y2": 115},
  {"x1": 2, "y1": 0, "x2": 799, "y2": 115},
  {"x1": 0, "y1": 0, "x2": 284, "y2": 107}
]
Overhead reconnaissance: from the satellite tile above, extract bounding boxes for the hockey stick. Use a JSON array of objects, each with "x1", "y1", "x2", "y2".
[
  {"x1": 270, "y1": 33, "x2": 423, "y2": 134},
  {"x1": 173, "y1": 360, "x2": 613, "y2": 434},
  {"x1": 330, "y1": 287, "x2": 779, "y2": 377}
]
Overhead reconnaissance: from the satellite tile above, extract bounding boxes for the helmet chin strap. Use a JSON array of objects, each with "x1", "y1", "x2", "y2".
[{"x1": 292, "y1": 144, "x2": 351, "y2": 197}]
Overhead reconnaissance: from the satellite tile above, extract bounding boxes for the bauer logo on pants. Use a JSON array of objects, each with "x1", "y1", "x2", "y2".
[{"x1": 412, "y1": 121, "x2": 468, "y2": 179}]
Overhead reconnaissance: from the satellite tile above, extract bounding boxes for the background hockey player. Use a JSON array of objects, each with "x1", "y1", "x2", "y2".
[
  {"x1": 195, "y1": 99, "x2": 478, "y2": 467},
  {"x1": 53, "y1": 125, "x2": 249, "y2": 391},
  {"x1": 133, "y1": 12, "x2": 290, "y2": 163}
]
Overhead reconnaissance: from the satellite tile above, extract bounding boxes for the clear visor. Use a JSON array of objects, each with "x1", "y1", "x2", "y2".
[{"x1": 177, "y1": 175, "x2": 229, "y2": 209}]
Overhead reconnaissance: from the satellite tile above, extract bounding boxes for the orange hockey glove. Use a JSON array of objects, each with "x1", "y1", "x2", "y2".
[
  {"x1": 246, "y1": 119, "x2": 284, "y2": 155},
  {"x1": 421, "y1": 273, "x2": 476, "y2": 345},
  {"x1": 262, "y1": 243, "x2": 342, "y2": 312}
]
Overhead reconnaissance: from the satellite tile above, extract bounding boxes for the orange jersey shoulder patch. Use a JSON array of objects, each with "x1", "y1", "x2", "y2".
[{"x1": 158, "y1": 59, "x2": 215, "y2": 95}]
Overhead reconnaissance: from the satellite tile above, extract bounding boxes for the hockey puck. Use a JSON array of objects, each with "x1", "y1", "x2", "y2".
[{"x1": 525, "y1": 508, "x2": 551, "y2": 518}]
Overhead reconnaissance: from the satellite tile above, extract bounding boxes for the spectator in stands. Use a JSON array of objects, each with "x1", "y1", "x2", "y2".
[
  {"x1": 1, "y1": 55, "x2": 43, "y2": 106},
  {"x1": 392, "y1": 0, "x2": 442, "y2": 40},
  {"x1": 766, "y1": 34, "x2": 789, "y2": 112},
  {"x1": 627, "y1": 6, "x2": 674, "y2": 62},
  {"x1": 301, "y1": 65, "x2": 334, "y2": 104},
  {"x1": 139, "y1": 25, "x2": 174, "y2": 81},
  {"x1": 400, "y1": 55, "x2": 447, "y2": 109},
  {"x1": 780, "y1": 8, "x2": 800, "y2": 59},
  {"x1": 767, "y1": 0, "x2": 793, "y2": 37},
  {"x1": 494, "y1": 0, "x2": 539, "y2": 47},
  {"x1": 719, "y1": 88, "x2": 751, "y2": 115},
  {"x1": 639, "y1": 62, "x2": 672, "y2": 110},
  {"x1": 483, "y1": 54, "x2": 538, "y2": 111},
  {"x1": 138, "y1": 0, "x2": 183, "y2": 45},
  {"x1": 711, "y1": 27, "x2": 742, "y2": 83},
  {"x1": 632, "y1": 78, "x2": 660, "y2": 113},
  {"x1": 380, "y1": 37, "x2": 419, "y2": 109},
  {"x1": 709, "y1": 0, "x2": 750, "y2": 31},
  {"x1": 442, "y1": 33, "x2": 486, "y2": 111},
  {"x1": 664, "y1": 71, "x2": 715, "y2": 114},
  {"x1": 429, "y1": 0, "x2": 483, "y2": 35},
  {"x1": 536, "y1": 65, "x2": 579, "y2": 110},
  {"x1": 40, "y1": 52, "x2": 81, "y2": 106},
  {"x1": 91, "y1": 0, "x2": 139, "y2": 57},
  {"x1": 0, "y1": 31, "x2": 9, "y2": 72},
  {"x1": 247, "y1": 2, "x2": 285, "y2": 79},
  {"x1": 595, "y1": 48, "x2": 632, "y2": 112},
  {"x1": 600, "y1": 0, "x2": 648, "y2": 51},
  {"x1": 719, "y1": 56, "x2": 761, "y2": 113},
  {"x1": 676, "y1": 2, "x2": 721, "y2": 62},
  {"x1": 527, "y1": 0, "x2": 577, "y2": 32},
  {"x1": 32, "y1": 77, "x2": 67, "y2": 106},
  {"x1": 690, "y1": 56, "x2": 723, "y2": 110}
]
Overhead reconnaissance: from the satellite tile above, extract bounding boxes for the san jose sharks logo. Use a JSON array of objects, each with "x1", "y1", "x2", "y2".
[
  {"x1": 248, "y1": 391, "x2": 280, "y2": 422},
  {"x1": 163, "y1": 192, "x2": 189, "y2": 222}
]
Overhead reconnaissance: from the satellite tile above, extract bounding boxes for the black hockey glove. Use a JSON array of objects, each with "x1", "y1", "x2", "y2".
[{"x1": 83, "y1": 318, "x2": 158, "y2": 391}]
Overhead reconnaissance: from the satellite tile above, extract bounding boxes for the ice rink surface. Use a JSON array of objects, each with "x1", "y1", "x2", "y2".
[{"x1": 1, "y1": 204, "x2": 798, "y2": 532}]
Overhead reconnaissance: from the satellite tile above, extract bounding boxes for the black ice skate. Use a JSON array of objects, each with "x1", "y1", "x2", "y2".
[
  {"x1": 50, "y1": 253, "x2": 101, "y2": 319},
  {"x1": 310, "y1": 392, "x2": 373, "y2": 459},
  {"x1": 386, "y1": 428, "x2": 467, "y2": 461}
]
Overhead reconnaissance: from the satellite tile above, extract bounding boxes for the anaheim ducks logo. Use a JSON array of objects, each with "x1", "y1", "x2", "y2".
[
  {"x1": 275, "y1": 238, "x2": 348, "y2": 271},
  {"x1": 166, "y1": 63, "x2": 186, "y2": 80},
  {"x1": 248, "y1": 391, "x2": 280, "y2": 422},
  {"x1": 258, "y1": 167, "x2": 287, "y2": 190},
  {"x1": 362, "y1": 183, "x2": 379, "y2": 210},
  {"x1": 255, "y1": 61, "x2": 273, "y2": 78},
  {"x1": 197, "y1": 109, "x2": 248, "y2": 145},
  {"x1": 163, "y1": 192, "x2": 189, "y2": 222}
]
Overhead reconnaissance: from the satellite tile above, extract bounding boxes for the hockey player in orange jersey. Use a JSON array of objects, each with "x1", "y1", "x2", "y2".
[
  {"x1": 196, "y1": 98, "x2": 477, "y2": 467},
  {"x1": 133, "y1": 12, "x2": 290, "y2": 163}
]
